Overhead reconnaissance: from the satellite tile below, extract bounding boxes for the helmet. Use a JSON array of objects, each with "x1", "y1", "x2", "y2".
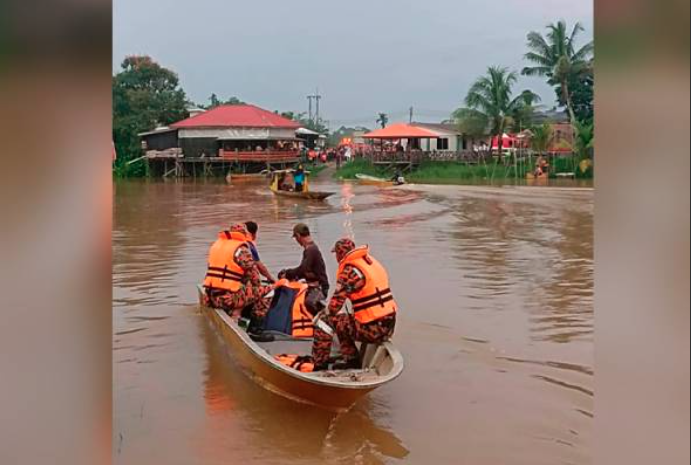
[{"x1": 332, "y1": 238, "x2": 356, "y2": 261}]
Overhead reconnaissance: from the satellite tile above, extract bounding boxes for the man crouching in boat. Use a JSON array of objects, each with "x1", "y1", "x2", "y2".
[
  {"x1": 203, "y1": 223, "x2": 275, "y2": 324},
  {"x1": 312, "y1": 238, "x2": 397, "y2": 371}
]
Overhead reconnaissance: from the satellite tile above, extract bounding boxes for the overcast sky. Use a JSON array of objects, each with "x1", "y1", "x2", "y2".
[{"x1": 114, "y1": 0, "x2": 592, "y2": 128}]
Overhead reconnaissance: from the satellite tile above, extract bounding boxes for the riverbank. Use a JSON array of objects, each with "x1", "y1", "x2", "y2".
[{"x1": 334, "y1": 158, "x2": 594, "y2": 185}]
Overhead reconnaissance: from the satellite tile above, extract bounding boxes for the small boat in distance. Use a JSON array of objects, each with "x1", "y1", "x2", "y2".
[
  {"x1": 355, "y1": 174, "x2": 394, "y2": 186},
  {"x1": 270, "y1": 169, "x2": 335, "y2": 200},
  {"x1": 226, "y1": 170, "x2": 270, "y2": 183},
  {"x1": 197, "y1": 286, "x2": 404, "y2": 411},
  {"x1": 355, "y1": 173, "x2": 405, "y2": 186}
]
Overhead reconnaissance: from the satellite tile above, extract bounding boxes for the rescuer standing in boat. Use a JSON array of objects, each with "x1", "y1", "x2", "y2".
[
  {"x1": 312, "y1": 238, "x2": 397, "y2": 370},
  {"x1": 279, "y1": 223, "x2": 330, "y2": 314},
  {"x1": 203, "y1": 223, "x2": 275, "y2": 321},
  {"x1": 244, "y1": 221, "x2": 276, "y2": 283}
]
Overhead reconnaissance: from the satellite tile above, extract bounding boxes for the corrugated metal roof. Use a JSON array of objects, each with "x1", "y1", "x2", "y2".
[{"x1": 171, "y1": 105, "x2": 301, "y2": 129}]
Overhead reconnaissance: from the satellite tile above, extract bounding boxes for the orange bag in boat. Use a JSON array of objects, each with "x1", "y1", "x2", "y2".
[{"x1": 275, "y1": 354, "x2": 315, "y2": 373}]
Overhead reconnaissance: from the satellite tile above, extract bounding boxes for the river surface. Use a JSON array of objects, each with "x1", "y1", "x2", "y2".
[{"x1": 114, "y1": 173, "x2": 594, "y2": 465}]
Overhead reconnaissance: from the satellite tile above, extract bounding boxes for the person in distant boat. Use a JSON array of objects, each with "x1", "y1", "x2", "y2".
[
  {"x1": 535, "y1": 156, "x2": 550, "y2": 178},
  {"x1": 279, "y1": 223, "x2": 330, "y2": 315},
  {"x1": 294, "y1": 165, "x2": 306, "y2": 192},
  {"x1": 312, "y1": 238, "x2": 397, "y2": 371},
  {"x1": 278, "y1": 172, "x2": 294, "y2": 191},
  {"x1": 203, "y1": 223, "x2": 277, "y2": 324},
  {"x1": 244, "y1": 221, "x2": 276, "y2": 283},
  {"x1": 391, "y1": 168, "x2": 405, "y2": 185}
]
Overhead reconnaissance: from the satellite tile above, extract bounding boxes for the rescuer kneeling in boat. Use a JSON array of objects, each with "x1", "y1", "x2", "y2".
[
  {"x1": 203, "y1": 223, "x2": 275, "y2": 324},
  {"x1": 312, "y1": 238, "x2": 397, "y2": 371}
]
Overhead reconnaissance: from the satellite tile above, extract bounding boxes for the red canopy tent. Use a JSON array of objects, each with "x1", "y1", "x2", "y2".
[{"x1": 490, "y1": 133, "x2": 520, "y2": 150}]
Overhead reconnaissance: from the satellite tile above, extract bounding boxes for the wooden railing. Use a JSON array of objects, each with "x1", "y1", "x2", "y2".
[
  {"x1": 146, "y1": 148, "x2": 183, "y2": 159},
  {"x1": 219, "y1": 150, "x2": 300, "y2": 163}
]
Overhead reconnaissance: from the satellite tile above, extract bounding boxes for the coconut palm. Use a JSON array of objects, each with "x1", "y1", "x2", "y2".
[
  {"x1": 572, "y1": 120, "x2": 594, "y2": 159},
  {"x1": 376, "y1": 113, "x2": 389, "y2": 129},
  {"x1": 453, "y1": 66, "x2": 540, "y2": 154},
  {"x1": 530, "y1": 123, "x2": 553, "y2": 156},
  {"x1": 522, "y1": 20, "x2": 594, "y2": 124}
]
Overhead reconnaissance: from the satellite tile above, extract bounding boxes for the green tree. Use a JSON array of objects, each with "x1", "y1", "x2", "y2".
[
  {"x1": 453, "y1": 66, "x2": 540, "y2": 153},
  {"x1": 376, "y1": 113, "x2": 389, "y2": 129},
  {"x1": 530, "y1": 123, "x2": 553, "y2": 156},
  {"x1": 572, "y1": 120, "x2": 594, "y2": 159},
  {"x1": 522, "y1": 20, "x2": 594, "y2": 124},
  {"x1": 279, "y1": 111, "x2": 298, "y2": 121},
  {"x1": 112, "y1": 56, "x2": 188, "y2": 176},
  {"x1": 567, "y1": 67, "x2": 594, "y2": 124},
  {"x1": 206, "y1": 94, "x2": 244, "y2": 109}
]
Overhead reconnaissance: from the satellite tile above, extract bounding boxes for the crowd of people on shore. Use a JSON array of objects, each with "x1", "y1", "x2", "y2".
[{"x1": 303, "y1": 145, "x2": 353, "y2": 167}]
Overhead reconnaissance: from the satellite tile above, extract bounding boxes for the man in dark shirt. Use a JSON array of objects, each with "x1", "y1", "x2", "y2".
[{"x1": 279, "y1": 223, "x2": 330, "y2": 314}]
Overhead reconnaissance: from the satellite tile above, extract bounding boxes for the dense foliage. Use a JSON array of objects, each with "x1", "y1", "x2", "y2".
[
  {"x1": 453, "y1": 67, "x2": 540, "y2": 149},
  {"x1": 522, "y1": 21, "x2": 594, "y2": 124},
  {"x1": 113, "y1": 56, "x2": 189, "y2": 176}
]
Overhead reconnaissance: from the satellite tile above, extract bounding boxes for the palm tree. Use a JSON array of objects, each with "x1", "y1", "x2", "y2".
[
  {"x1": 453, "y1": 66, "x2": 540, "y2": 155},
  {"x1": 376, "y1": 113, "x2": 389, "y2": 129},
  {"x1": 530, "y1": 123, "x2": 553, "y2": 156},
  {"x1": 572, "y1": 120, "x2": 594, "y2": 159},
  {"x1": 522, "y1": 20, "x2": 594, "y2": 124}
]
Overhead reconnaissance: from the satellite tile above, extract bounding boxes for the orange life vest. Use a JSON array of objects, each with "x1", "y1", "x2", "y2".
[
  {"x1": 275, "y1": 354, "x2": 315, "y2": 373},
  {"x1": 337, "y1": 246, "x2": 397, "y2": 324},
  {"x1": 203, "y1": 231, "x2": 250, "y2": 293},
  {"x1": 278, "y1": 281, "x2": 314, "y2": 338}
]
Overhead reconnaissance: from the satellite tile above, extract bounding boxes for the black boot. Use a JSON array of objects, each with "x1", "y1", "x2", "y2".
[{"x1": 247, "y1": 317, "x2": 275, "y2": 342}]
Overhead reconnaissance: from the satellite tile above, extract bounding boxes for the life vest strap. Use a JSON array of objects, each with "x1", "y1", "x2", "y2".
[
  {"x1": 208, "y1": 266, "x2": 245, "y2": 279},
  {"x1": 205, "y1": 273, "x2": 243, "y2": 283},
  {"x1": 353, "y1": 294, "x2": 395, "y2": 312},
  {"x1": 351, "y1": 288, "x2": 392, "y2": 306}
]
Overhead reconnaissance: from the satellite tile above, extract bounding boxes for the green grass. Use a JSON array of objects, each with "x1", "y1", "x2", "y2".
[
  {"x1": 334, "y1": 159, "x2": 390, "y2": 180},
  {"x1": 407, "y1": 161, "x2": 506, "y2": 182},
  {"x1": 334, "y1": 156, "x2": 594, "y2": 184},
  {"x1": 308, "y1": 164, "x2": 328, "y2": 176}
]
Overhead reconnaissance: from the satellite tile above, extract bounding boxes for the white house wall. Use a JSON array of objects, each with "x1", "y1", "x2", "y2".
[{"x1": 422, "y1": 135, "x2": 463, "y2": 151}]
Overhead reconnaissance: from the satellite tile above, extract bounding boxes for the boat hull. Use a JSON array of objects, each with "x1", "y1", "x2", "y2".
[
  {"x1": 355, "y1": 174, "x2": 394, "y2": 186},
  {"x1": 271, "y1": 189, "x2": 334, "y2": 200},
  {"x1": 198, "y1": 287, "x2": 403, "y2": 412}
]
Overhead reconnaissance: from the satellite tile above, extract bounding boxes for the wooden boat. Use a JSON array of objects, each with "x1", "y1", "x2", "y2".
[
  {"x1": 269, "y1": 169, "x2": 335, "y2": 201},
  {"x1": 271, "y1": 188, "x2": 334, "y2": 200},
  {"x1": 226, "y1": 170, "x2": 270, "y2": 183},
  {"x1": 197, "y1": 285, "x2": 404, "y2": 412},
  {"x1": 355, "y1": 174, "x2": 394, "y2": 186}
]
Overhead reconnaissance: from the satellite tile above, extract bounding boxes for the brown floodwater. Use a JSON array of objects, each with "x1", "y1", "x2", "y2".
[{"x1": 114, "y1": 174, "x2": 594, "y2": 465}]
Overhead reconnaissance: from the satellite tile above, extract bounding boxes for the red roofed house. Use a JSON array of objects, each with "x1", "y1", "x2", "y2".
[{"x1": 140, "y1": 104, "x2": 302, "y2": 176}]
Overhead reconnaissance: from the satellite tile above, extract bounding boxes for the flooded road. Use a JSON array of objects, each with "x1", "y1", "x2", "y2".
[{"x1": 114, "y1": 174, "x2": 594, "y2": 464}]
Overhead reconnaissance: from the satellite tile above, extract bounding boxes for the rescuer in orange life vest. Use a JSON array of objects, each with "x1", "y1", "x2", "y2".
[
  {"x1": 311, "y1": 238, "x2": 397, "y2": 371},
  {"x1": 203, "y1": 223, "x2": 278, "y2": 324}
]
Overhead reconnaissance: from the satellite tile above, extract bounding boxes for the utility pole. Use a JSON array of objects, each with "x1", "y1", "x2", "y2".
[
  {"x1": 315, "y1": 90, "x2": 322, "y2": 125},
  {"x1": 409, "y1": 106, "x2": 414, "y2": 124},
  {"x1": 307, "y1": 89, "x2": 323, "y2": 126},
  {"x1": 307, "y1": 95, "x2": 314, "y2": 123}
]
